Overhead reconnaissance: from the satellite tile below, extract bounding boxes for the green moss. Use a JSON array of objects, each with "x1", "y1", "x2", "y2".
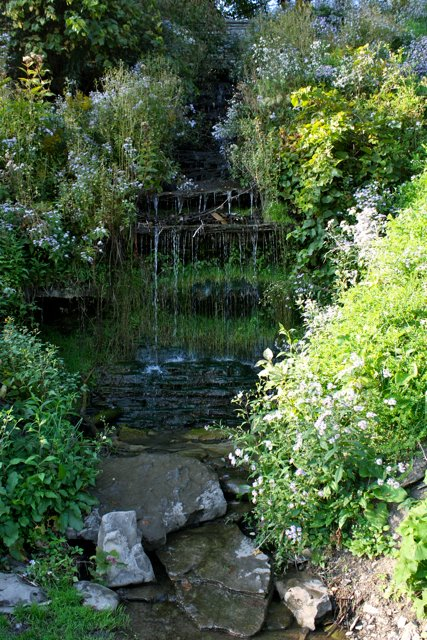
[
  {"x1": 118, "y1": 425, "x2": 154, "y2": 444},
  {"x1": 183, "y1": 427, "x2": 228, "y2": 442}
]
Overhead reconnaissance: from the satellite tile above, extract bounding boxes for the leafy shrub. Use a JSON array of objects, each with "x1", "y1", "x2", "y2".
[
  {"x1": 4, "y1": 0, "x2": 163, "y2": 92},
  {"x1": 218, "y1": 4, "x2": 427, "y2": 290},
  {"x1": 394, "y1": 492, "x2": 427, "y2": 618},
  {"x1": 0, "y1": 321, "x2": 101, "y2": 557},
  {"x1": 229, "y1": 167, "x2": 427, "y2": 564}
]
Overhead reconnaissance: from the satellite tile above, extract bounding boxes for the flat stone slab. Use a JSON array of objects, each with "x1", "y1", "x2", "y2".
[
  {"x1": 156, "y1": 522, "x2": 272, "y2": 637},
  {"x1": 0, "y1": 573, "x2": 48, "y2": 613},
  {"x1": 93, "y1": 453, "x2": 227, "y2": 548}
]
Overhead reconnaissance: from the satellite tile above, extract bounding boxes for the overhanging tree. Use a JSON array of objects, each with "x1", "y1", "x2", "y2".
[{"x1": 4, "y1": 0, "x2": 163, "y2": 92}]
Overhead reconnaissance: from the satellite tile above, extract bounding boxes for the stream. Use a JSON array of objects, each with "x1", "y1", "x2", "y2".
[
  {"x1": 86, "y1": 38, "x2": 330, "y2": 637},
  {"x1": 90, "y1": 341, "x2": 332, "y2": 640}
]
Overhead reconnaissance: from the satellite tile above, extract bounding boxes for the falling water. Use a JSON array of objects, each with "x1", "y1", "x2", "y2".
[
  {"x1": 251, "y1": 225, "x2": 258, "y2": 274},
  {"x1": 153, "y1": 225, "x2": 160, "y2": 359},
  {"x1": 172, "y1": 230, "x2": 180, "y2": 338}
]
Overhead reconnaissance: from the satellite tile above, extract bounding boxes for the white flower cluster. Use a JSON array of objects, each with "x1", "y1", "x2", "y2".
[
  {"x1": 250, "y1": 36, "x2": 331, "y2": 85},
  {"x1": 285, "y1": 525, "x2": 302, "y2": 544},
  {"x1": 406, "y1": 36, "x2": 427, "y2": 77}
]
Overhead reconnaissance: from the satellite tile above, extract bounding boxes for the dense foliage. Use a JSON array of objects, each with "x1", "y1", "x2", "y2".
[
  {"x1": 395, "y1": 493, "x2": 427, "y2": 617},
  {"x1": 230, "y1": 168, "x2": 427, "y2": 563},
  {"x1": 215, "y1": 3, "x2": 427, "y2": 291},
  {"x1": 0, "y1": 321, "x2": 102, "y2": 557},
  {"x1": 4, "y1": 0, "x2": 163, "y2": 92},
  {"x1": 158, "y1": 0, "x2": 228, "y2": 91}
]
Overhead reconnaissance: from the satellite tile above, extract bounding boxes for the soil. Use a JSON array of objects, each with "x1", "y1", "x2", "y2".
[{"x1": 320, "y1": 551, "x2": 427, "y2": 640}]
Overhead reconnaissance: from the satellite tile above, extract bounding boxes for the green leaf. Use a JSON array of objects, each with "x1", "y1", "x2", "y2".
[
  {"x1": 371, "y1": 484, "x2": 407, "y2": 503},
  {"x1": 6, "y1": 471, "x2": 19, "y2": 495}
]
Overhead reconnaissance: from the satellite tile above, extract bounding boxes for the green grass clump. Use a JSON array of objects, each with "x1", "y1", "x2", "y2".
[{"x1": 0, "y1": 587, "x2": 129, "y2": 640}]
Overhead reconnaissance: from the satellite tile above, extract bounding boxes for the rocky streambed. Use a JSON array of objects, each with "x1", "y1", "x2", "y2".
[
  {"x1": 63, "y1": 350, "x2": 337, "y2": 639},
  {"x1": 68, "y1": 448, "x2": 334, "y2": 640}
]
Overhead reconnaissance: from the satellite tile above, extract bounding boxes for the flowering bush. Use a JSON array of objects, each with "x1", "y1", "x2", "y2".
[
  {"x1": 0, "y1": 56, "x2": 184, "y2": 317},
  {"x1": 217, "y1": 3, "x2": 427, "y2": 293},
  {"x1": 229, "y1": 168, "x2": 427, "y2": 563}
]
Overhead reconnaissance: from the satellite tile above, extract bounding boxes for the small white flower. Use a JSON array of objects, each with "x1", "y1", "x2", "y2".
[
  {"x1": 376, "y1": 458, "x2": 383, "y2": 466},
  {"x1": 377, "y1": 479, "x2": 384, "y2": 486},
  {"x1": 382, "y1": 368, "x2": 392, "y2": 378},
  {"x1": 384, "y1": 398, "x2": 397, "y2": 406}
]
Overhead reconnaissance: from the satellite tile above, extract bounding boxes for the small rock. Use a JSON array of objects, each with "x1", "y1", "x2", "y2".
[
  {"x1": 397, "y1": 616, "x2": 409, "y2": 629},
  {"x1": 220, "y1": 475, "x2": 251, "y2": 497},
  {"x1": 362, "y1": 603, "x2": 379, "y2": 616},
  {"x1": 401, "y1": 622, "x2": 421, "y2": 640},
  {"x1": 183, "y1": 428, "x2": 228, "y2": 442},
  {"x1": 0, "y1": 573, "x2": 49, "y2": 613},
  {"x1": 74, "y1": 581, "x2": 119, "y2": 611},
  {"x1": 98, "y1": 511, "x2": 155, "y2": 587},
  {"x1": 276, "y1": 572, "x2": 332, "y2": 631}
]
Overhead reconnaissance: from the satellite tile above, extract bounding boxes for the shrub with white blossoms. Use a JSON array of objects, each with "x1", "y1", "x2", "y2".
[
  {"x1": 232, "y1": 344, "x2": 409, "y2": 563},
  {"x1": 326, "y1": 181, "x2": 391, "y2": 291},
  {"x1": 230, "y1": 170, "x2": 427, "y2": 564}
]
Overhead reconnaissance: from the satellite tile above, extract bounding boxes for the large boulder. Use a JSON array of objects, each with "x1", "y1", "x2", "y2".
[
  {"x1": 0, "y1": 573, "x2": 48, "y2": 613},
  {"x1": 156, "y1": 522, "x2": 272, "y2": 637},
  {"x1": 276, "y1": 572, "x2": 332, "y2": 631},
  {"x1": 97, "y1": 511, "x2": 155, "y2": 587},
  {"x1": 93, "y1": 453, "x2": 227, "y2": 548}
]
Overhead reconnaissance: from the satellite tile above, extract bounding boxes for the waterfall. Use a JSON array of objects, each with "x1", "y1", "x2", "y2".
[
  {"x1": 251, "y1": 225, "x2": 258, "y2": 275},
  {"x1": 153, "y1": 225, "x2": 160, "y2": 359},
  {"x1": 172, "y1": 229, "x2": 180, "y2": 339}
]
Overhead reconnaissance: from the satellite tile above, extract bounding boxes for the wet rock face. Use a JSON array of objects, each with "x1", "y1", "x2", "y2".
[
  {"x1": 93, "y1": 453, "x2": 227, "y2": 548},
  {"x1": 97, "y1": 511, "x2": 155, "y2": 587},
  {"x1": 156, "y1": 522, "x2": 272, "y2": 637}
]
